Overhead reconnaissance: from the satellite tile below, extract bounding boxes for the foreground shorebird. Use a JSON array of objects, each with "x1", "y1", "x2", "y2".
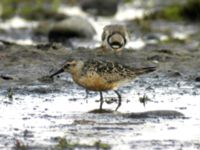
[
  {"x1": 50, "y1": 59, "x2": 156, "y2": 111},
  {"x1": 101, "y1": 24, "x2": 130, "y2": 52}
]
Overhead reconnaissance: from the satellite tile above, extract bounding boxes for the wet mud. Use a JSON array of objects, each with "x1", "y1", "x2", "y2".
[
  {"x1": 1, "y1": 0, "x2": 200, "y2": 149},
  {"x1": 0, "y1": 40, "x2": 200, "y2": 149}
]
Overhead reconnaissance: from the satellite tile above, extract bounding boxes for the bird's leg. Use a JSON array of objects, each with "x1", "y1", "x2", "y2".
[
  {"x1": 85, "y1": 89, "x2": 89, "y2": 98},
  {"x1": 99, "y1": 91, "x2": 104, "y2": 110},
  {"x1": 114, "y1": 90, "x2": 122, "y2": 111},
  {"x1": 84, "y1": 89, "x2": 89, "y2": 103}
]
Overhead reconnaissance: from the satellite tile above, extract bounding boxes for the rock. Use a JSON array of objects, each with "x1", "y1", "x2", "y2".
[
  {"x1": 88, "y1": 109, "x2": 114, "y2": 113},
  {"x1": 195, "y1": 76, "x2": 200, "y2": 82},
  {"x1": 34, "y1": 21, "x2": 55, "y2": 36},
  {"x1": 48, "y1": 16, "x2": 96, "y2": 43},
  {"x1": 124, "y1": 110, "x2": 184, "y2": 119},
  {"x1": 80, "y1": 0, "x2": 120, "y2": 16},
  {"x1": 0, "y1": 75, "x2": 14, "y2": 80},
  {"x1": 0, "y1": 41, "x2": 6, "y2": 50},
  {"x1": 167, "y1": 70, "x2": 182, "y2": 77}
]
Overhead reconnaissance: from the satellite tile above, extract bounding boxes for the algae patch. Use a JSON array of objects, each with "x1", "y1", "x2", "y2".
[{"x1": 55, "y1": 137, "x2": 111, "y2": 150}]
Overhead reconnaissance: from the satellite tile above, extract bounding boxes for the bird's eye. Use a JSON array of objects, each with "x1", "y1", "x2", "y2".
[{"x1": 65, "y1": 63, "x2": 70, "y2": 68}]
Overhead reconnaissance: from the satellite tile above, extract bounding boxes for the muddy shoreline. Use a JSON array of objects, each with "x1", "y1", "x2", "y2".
[{"x1": 1, "y1": 41, "x2": 200, "y2": 93}]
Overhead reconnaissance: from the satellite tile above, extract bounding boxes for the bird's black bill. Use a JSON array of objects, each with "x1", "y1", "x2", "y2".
[{"x1": 50, "y1": 68, "x2": 64, "y2": 78}]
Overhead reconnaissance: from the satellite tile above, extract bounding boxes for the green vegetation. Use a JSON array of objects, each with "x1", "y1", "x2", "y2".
[
  {"x1": 162, "y1": 38, "x2": 186, "y2": 44},
  {"x1": 55, "y1": 137, "x2": 111, "y2": 150},
  {"x1": 1, "y1": 0, "x2": 200, "y2": 21},
  {"x1": 145, "y1": 0, "x2": 200, "y2": 22},
  {"x1": 162, "y1": 4, "x2": 183, "y2": 21},
  {"x1": 55, "y1": 138, "x2": 75, "y2": 150},
  {"x1": 124, "y1": 0, "x2": 134, "y2": 3},
  {"x1": 94, "y1": 140, "x2": 111, "y2": 150},
  {"x1": 0, "y1": 0, "x2": 62, "y2": 20}
]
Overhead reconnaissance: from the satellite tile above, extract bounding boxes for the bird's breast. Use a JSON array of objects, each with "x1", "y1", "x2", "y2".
[{"x1": 72, "y1": 72, "x2": 116, "y2": 91}]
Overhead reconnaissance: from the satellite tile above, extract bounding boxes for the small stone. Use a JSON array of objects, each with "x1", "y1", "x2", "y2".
[
  {"x1": 195, "y1": 76, "x2": 200, "y2": 82},
  {"x1": 48, "y1": 16, "x2": 96, "y2": 42}
]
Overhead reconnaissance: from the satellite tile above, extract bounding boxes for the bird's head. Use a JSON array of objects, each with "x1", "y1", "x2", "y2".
[
  {"x1": 50, "y1": 59, "x2": 83, "y2": 77},
  {"x1": 102, "y1": 24, "x2": 130, "y2": 51}
]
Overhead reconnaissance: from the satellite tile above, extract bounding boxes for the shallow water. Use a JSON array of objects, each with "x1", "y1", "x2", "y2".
[{"x1": 0, "y1": 75, "x2": 200, "y2": 149}]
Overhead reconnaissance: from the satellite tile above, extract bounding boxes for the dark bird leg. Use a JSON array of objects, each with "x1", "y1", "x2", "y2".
[
  {"x1": 99, "y1": 92, "x2": 104, "y2": 110},
  {"x1": 114, "y1": 90, "x2": 121, "y2": 111},
  {"x1": 84, "y1": 89, "x2": 89, "y2": 103}
]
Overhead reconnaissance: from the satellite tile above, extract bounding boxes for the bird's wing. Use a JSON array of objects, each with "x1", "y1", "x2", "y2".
[{"x1": 82, "y1": 60, "x2": 136, "y2": 83}]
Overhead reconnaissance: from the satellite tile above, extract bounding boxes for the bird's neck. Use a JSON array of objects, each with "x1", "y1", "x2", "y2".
[
  {"x1": 70, "y1": 68, "x2": 81, "y2": 80},
  {"x1": 69, "y1": 63, "x2": 84, "y2": 81}
]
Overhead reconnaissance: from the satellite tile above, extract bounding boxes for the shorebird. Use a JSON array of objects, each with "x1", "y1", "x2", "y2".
[
  {"x1": 50, "y1": 59, "x2": 156, "y2": 111},
  {"x1": 101, "y1": 24, "x2": 130, "y2": 52}
]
